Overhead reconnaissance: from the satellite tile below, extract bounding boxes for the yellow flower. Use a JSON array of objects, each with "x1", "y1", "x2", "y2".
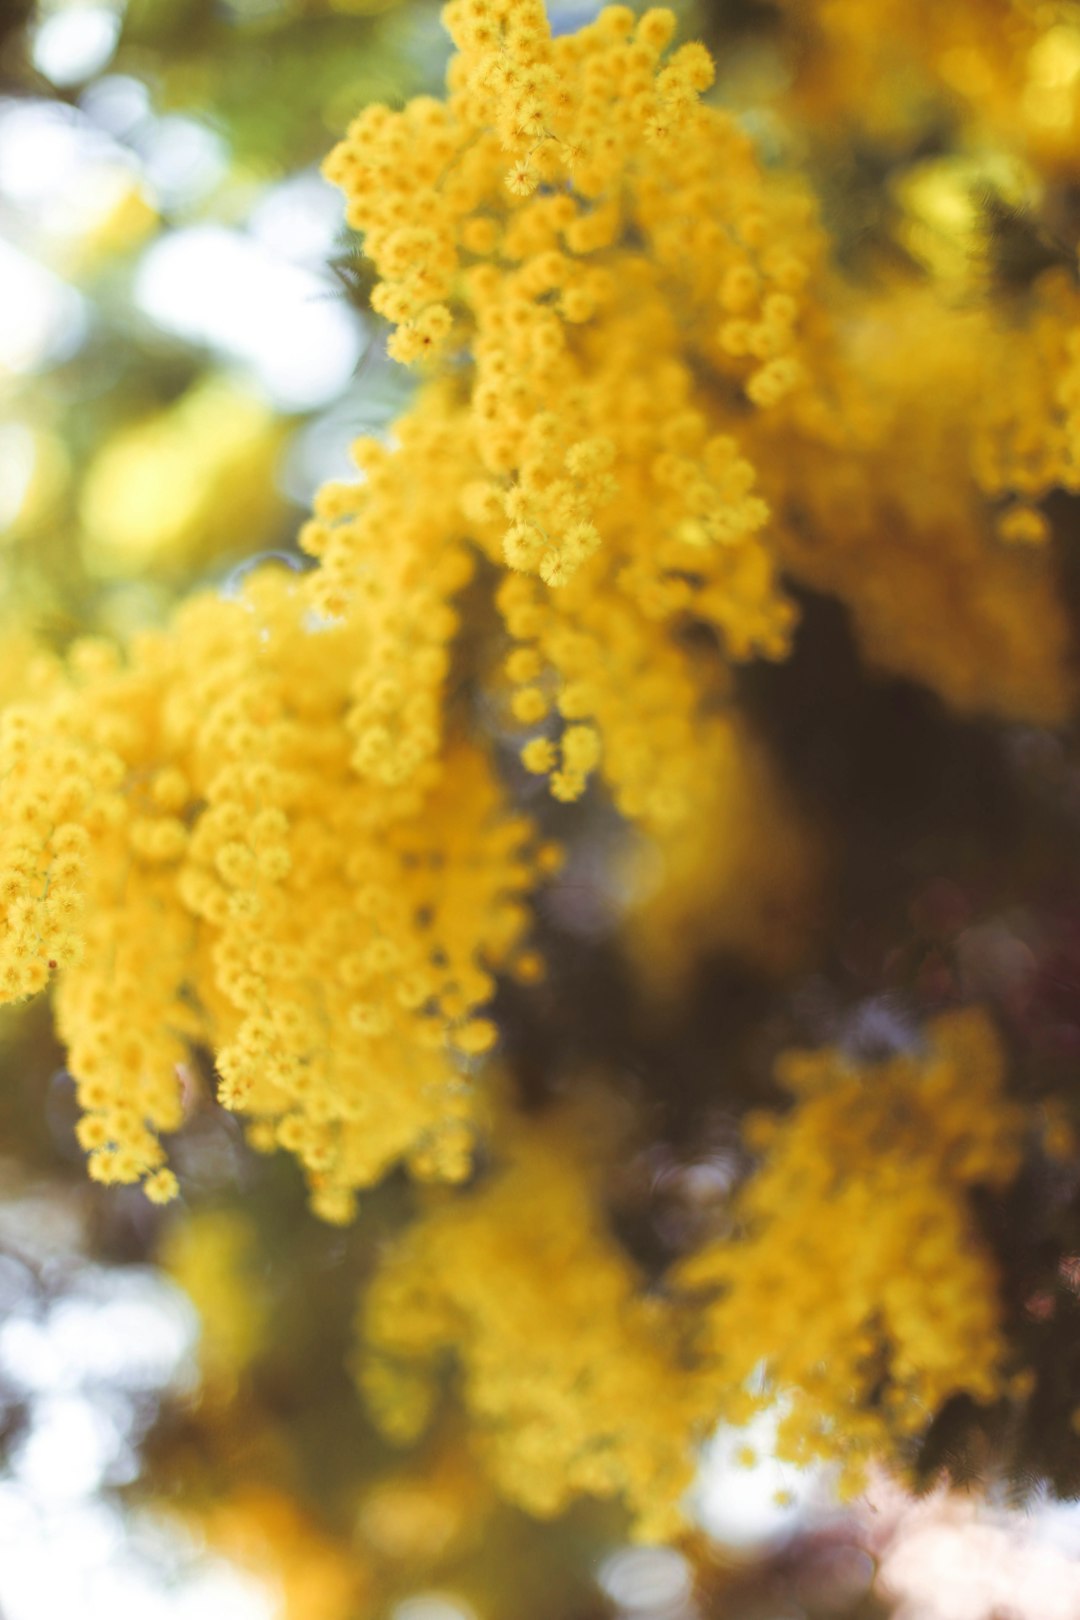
[
  {"x1": 319, "y1": 1, "x2": 806, "y2": 822},
  {"x1": 360, "y1": 1102, "x2": 705, "y2": 1540},
  {"x1": 679, "y1": 1008, "x2": 1026, "y2": 1488},
  {"x1": 0, "y1": 567, "x2": 546, "y2": 1210}
]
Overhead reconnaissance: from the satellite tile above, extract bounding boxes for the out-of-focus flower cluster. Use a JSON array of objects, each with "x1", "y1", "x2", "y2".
[
  {"x1": 681, "y1": 1010, "x2": 1031, "y2": 1500},
  {"x1": 361, "y1": 1103, "x2": 704, "y2": 1541},
  {"x1": 6, "y1": 0, "x2": 1080, "y2": 1567},
  {"x1": 362, "y1": 1014, "x2": 1041, "y2": 1535}
]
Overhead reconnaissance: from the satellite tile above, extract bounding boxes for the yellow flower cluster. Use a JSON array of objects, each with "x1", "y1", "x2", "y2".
[
  {"x1": 3, "y1": 0, "x2": 1071, "y2": 1546},
  {"x1": 0, "y1": 567, "x2": 544, "y2": 1214},
  {"x1": 973, "y1": 268, "x2": 1080, "y2": 520},
  {"x1": 880, "y1": 157, "x2": 1080, "y2": 562},
  {"x1": 0, "y1": 0, "x2": 826, "y2": 1204},
  {"x1": 702, "y1": 13, "x2": 1080, "y2": 728},
  {"x1": 886, "y1": 161, "x2": 1080, "y2": 545},
  {"x1": 360, "y1": 1105, "x2": 704, "y2": 1541},
  {"x1": 317, "y1": 0, "x2": 816, "y2": 823},
  {"x1": 782, "y1": 0, "x2": 1080, "y2": 174},
  {"x1": 680, "y1": 1009, "x2": 1025, "y2": 1497},
  {"x1": 360, "y1": 1011, "x2": 1030, "y2": 1530},
  {"x1": 750, "y1": 279, "x2": 1076, "y2": 723},
  {"x1": 312, "y1": 0, "x2": 1080, "y2": 773}
]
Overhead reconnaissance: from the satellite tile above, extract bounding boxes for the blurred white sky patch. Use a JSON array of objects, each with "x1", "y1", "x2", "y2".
[
  {"x1": 0, "y1": 97, "x2": 146, "y2": 250},
  {"x1": 865, "y1": 1478, "x2": 1080, "y2": 1620},
  {"x1": 250, "y1": 172, "x2": 345, "y2": 270},
  {"x1": 81, "y1": 73, "x2": 151, "y2": 139},
  {"x1": 0, "y1": 1493, "x2": 277, "y2": 1620},
  {"x1": 0, "y1": 237, "x2": 87, "y2": 373},
  {"x1": 0, "y1": 96, "x2": 363, "y2": 413},
  {"x1": 135, "y1": 225, "x2": 365, "y2": 410},
  {"x1": 597, "y1": 1546, "x2": 695, "y2": 1620},
  {"x1": 137, "y1": 115, "x2": 228, "y2": 211},
  {"x1": 691, "y1": 1409, "x2": 830, "y2": 1550},
  {"x1": 393, "y1": 1594, "x2": 479, "y2": 1620},
  {"x1": 0, "y1": 1180, "x2": 279, "y2": 1620},
  {"x1": 0, "y1": 99, "x2": 126, "y2": 206},
  {"x1": 32, "y1": 1, "x2": 124, "y2": 89},
  {"x1": 0, "y1": 1267, "x2": 198, "y2": 1400},
  {"x1": 693, "y1": 1415, "x2": 1080, "y2": 1616}
]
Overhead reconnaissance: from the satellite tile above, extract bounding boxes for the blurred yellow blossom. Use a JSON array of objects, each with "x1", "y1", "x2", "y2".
[
  {"x1": 361, "y1": 1010, "x2": 1030, "y2": 1529},
  {"x1": 360, "y1": 1102, "x2": 705, "y2": 1541},
  {"x1": 79, "y1": 379, "x2": 286, "y2": 579},
  {"x1": 162, "y1": 1208, "x2": 270, "y2": 1387},
  {"x1": 751, "y1": 280, "x2": 1076, "y2": 723},
  {"x1": 67, "y1": 181, "x2": 158, "y2": 276},
  {"x1": 208, "y1": 1486, "x2": 370, "y2": 1620},
  {"x1": 780, "y1": 0, "x2": 1080, "y2": 173},
  {"x1": 681, "y1": 1008, "x2": 1026, "y2": 1497},
  {"x1": 0, "y1": 0, "x2": 1076, "y2": 1552},
  {"x1": 620, "y1": 718, "x2": 823, "y2": 993}
]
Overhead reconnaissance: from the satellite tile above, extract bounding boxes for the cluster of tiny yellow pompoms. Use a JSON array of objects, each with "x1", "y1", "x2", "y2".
[
  {"x1": 737, "y1": 4, "x2": 1080, "y2": 729},
  {"x1": 749, "y1": 278, "x2": 1077, "y2": 724},
  {"x1": 0, "y1": 568, "x2": 545, "y2": 1213},
  {"x1": 781, "y1": 0, "x2": 1080, "y2": 177},
  {"x1": 679, "y1": 1008, "x2": 1025, "y2": 1498},
  {"x1": 318, "y1": 0, "x2": 812, "y2": 820},
  {"x1": 0, "y1": 719, "x2": 88, "y2": 1003},
  {"x1": 360, "y1": 1107, "x2": 704, "y2": 1542},
  {"x1": 974, "y1": 268, "x2": 1080, "y2": 533},
  {"x1": 360, "y1": 1010, "x2": 1031, "y2": 1530},
  {"x1": 0, "y1": 639, "x2": 197, "y2": 1203},
  {"x1": 0, "y1": 2, "x2": 1066, "y2": 1532},
  {"x1": 299, "y1": 391, "x2": 473, "y2": 790},
  {"x1": 313, "y1": 0, "x2": 1080, "y2": 794},
  {"x1": 0, "y1": 0, "x2": 822, "y2": 1203}
]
